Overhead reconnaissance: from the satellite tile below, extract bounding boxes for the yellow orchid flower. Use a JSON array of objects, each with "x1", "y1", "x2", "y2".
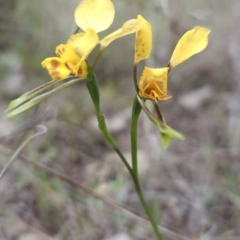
[
  {"x1": 135, "y1": 23, "x2": 210, "y2": 100},
  {"x1": 42, "y1": 0, "x2": 144, "y2": 81},
  {"x1": 41, "y1": 37, "x2": 91, "y2": 80}
]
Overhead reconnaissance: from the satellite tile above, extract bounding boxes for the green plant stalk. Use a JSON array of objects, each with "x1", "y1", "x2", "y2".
[
  {"x1": 133, "y1": 64, "x2": 139, "y2": 92},
  {"x1": 131, "y1": 96, "x2": 164, "y2": 240},
  {"x1": 90, "y1": 46, "x2": 105, "y2": 73},
  {"x1": 134, "y1": 180, "x2": 163, "y2": 240},
  {"x1": 131, "y1": 95, "x2": 142, "y2": 176},
  {"x1": 85, "y1": 74, "x2": 133, "y2": 174},
  {"x1": 86, "y1": 74, "x2": 164, "y2": 240}
]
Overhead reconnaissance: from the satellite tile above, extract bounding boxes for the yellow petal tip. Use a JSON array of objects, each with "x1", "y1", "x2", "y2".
[
  {"x1": 170, "y1": 26, "x2": 211, "y2": 68},
  {"x1": 75, "y1": 0, "x2": 115, "y2": 33}
]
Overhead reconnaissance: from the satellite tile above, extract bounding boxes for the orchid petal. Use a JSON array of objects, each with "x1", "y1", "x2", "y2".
[
  {"x1": 134, "y1": 15, "x2": 152, "y2": 64},
  {"x1": 55, "y1": 44, "x2": 80, "y2": 65},
  {"x1": 170, "y1": 26, "x2": 210, "y2": 68},
  {"x1": 67, "y1": 29, "x2": 99, "y2": 61},
  {"x1": 100, "y1": 19, "x2": 143, "y2": 48},
  {"x1": 75, "y1": 0, "x2": 115, "y2": 33},
  {"x1": 41, "y1": 57, "x2": 72, "y2": 80}
]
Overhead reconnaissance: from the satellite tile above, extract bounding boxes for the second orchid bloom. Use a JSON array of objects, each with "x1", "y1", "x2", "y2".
[{"x1": 135, "y1": 20, "x2": 210, "y2": 101}]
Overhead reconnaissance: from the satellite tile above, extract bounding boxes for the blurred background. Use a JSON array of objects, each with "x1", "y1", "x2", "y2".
[{"x1": 0, "y1": 0, "x2": 240, "y2": 239}]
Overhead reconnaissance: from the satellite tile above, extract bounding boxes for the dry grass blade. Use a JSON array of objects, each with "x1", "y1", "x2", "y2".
[{"x1": 0, "y1": 125, "x2": 47, "y2": 178}]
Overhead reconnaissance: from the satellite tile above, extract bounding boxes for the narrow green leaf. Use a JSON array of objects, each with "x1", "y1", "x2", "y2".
[
  {"x1": 6, "y1": 76, "x2": 78, "y2": 112},
  {"x1": 6, "y1": 78, "x2": 85, "y2": 118},
  {"x1": 6, "y1": 80, "x2": 57, "y2": 112}
]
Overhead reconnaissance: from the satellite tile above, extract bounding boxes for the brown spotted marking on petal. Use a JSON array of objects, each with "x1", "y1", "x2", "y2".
[
  {"x1": 136, "y1": 38, "x2": 142, "y2": 46},
  {"x1": 51, "y1": 70, "x2": 61, "y2": 80},
  {"x1": 51, "y1": 59, "x2": 60, "y2": 68},
  {"x1": 135, "y1": 30, "x2": 148, "y2": 61},
  {"x1": 56, "y1": 49, "x2": 61, "y2": 56},
  {"x1": 144, "y1": 87, "x2": 151, "y2": 95},
  {"x1": 56, "y1": 47, "x2": 65, "y2": 57}
]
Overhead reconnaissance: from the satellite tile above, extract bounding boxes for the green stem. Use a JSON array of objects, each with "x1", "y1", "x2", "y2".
[
  {"x1": 85, "y1": 74, "x2": 133, "y2": 174},
  {"x1": 131, "y1": 96, "x2": 164, "y2": 240},
  {"x1": 133, "y1": 64, "x2": 139, "y2": 92},
  {"x1": 153, "y1": 101, "x2": 164, "y2": 123},
  {"x1": 90, "y1": 46, "x2": 105, "y2": 72},
  {"x1": 134, "y1": 180, "x2": 164, "y2": 240},
  {"x1": 131, "y1": 95, "x2": 142, "y2": 176},
  {"x1": 86, "y1": 74, "x2": 164, "y2": 240}
]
